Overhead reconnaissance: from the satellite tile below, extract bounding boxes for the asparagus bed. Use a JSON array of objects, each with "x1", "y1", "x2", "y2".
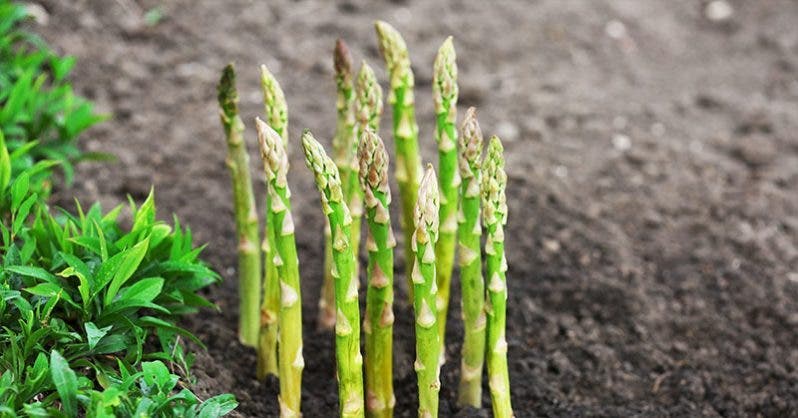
[
  {"x1": 257, "y1": 65, "x2": 288, "y2": 378},
  {"x1": 432, "y1": 36, "x2": 459, "y2": 347},
  {"x1": 375, "y1": 21, "x2": 423, "y2": 299},
  {"x1": 321, "y1": 39, "x2": 356, "y2": 329},
  {"x1": 256, "y1": 118, "x2": 304, "y2": 417},
  {"x1": 482, "y1": 135, "x2": 514, "y2": 418},
  {"x1": 358, "y1": 130, "x2": 395, "y2": 418},
  {"x1": 217, "y1": 63, "x2": 261, "y2": 347},
  {"x1": 302, "y1": 131, "x2": 365, "y2": 418},
  {"x1": 456, "y1": 107, "x2": 486, "y2": 407},
  {"x1": 412, "y1": 166, "x2": 442, "y2": 418}
]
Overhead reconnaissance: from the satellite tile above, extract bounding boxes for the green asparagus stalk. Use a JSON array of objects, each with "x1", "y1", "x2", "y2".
[
  {"x1": 217, "y1": 63, "x2": 261, "y2": 347},
  {"x1": 432, "y1": 36, "x2": 459, "y2": 346},
  {"x1": 412, "y1": 165, "x2": 442, "y2": 418},
  {"x1": 320, "y1": 39, "x2": 356, "y2": 329},
  {"x1": 456, "y1": 107, "x2": 486, "y2": 407},
  {"x1": 357, "y1": 130, "x2": 395, "y2": 418},
  {"x1": 256, "y1": 118, "x2": 304, "y2": 417},
  {"x1": 302, "y1": 131, "x2": 365, "y2": 418},
  {"x1": 257, "y1": 64, "x2": 287, "y2": 378},
  {"x1": 482, "y1": 135, "x2": 514, "y2": 418},
  {"x1": 375, "y1": 21, "x2": 422, "y2": 298},
  {"x1": 345, "y1": 61, "x2": 384, "y2": 295}
]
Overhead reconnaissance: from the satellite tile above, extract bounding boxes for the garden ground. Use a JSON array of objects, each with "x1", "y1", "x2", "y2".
[{"x1": 37, "y1": 0, "x2": 798, "y2": 416}]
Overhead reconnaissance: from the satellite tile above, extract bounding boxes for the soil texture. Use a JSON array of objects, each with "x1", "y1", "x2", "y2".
[{"x1": 38, "y1": 0, "x2": 798, "y2": 416}]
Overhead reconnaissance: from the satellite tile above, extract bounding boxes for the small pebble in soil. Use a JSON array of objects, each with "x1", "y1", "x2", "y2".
[
  {"x1": 553, "y1": 165, "x2": 568, "y2": 178},
  {"x1": 604, "y1": 19, "x2": 627, "y2": 40},
  {"x1": 705, "y1": 0, "x2": 734, "y2": 22},
  {"x1": 543, "y1": 238, "x2": 561, "y2": 253},
  {"x1": 612, "y1": 133, "x2": 632, "y2": 151}
]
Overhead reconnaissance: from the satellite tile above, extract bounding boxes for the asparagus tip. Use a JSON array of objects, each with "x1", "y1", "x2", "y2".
[
  {"x1": 217, "y1": 63, "x2": 238, "y2": 115},
  {"x1": 482, "y1": 135, "x2": 507, "y2": 226},
  {"x1": 334, "y1": 38, "x2": 353, "y2": 76},
  {"x1": 416, "y1": 165, "x2": 440, "y2": 237},
  {"x1": 355, "y1": 61, "x2": 383, "y2": 127},
  {"x1": 374, "y1": 20, "x2": 409, "y2": 72},
  {"x1": 459, "y1": 107, "x2": 483, "y2": 172},
  {"x1": 357, "y1": 129, "x2": 389, "y2": 194},
  {"x1": 433, "y1": 37, "x2": 458, "y2": 113},
  {"x1": 255, "y1": 117, "x2": 288, "y2": 181}
]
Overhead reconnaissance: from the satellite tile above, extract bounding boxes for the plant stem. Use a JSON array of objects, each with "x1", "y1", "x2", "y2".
[
  {"x1": 347, "y1": 61, "x2": 384, "y2": 299},
  {"x1": 412, "y1": 166, "x2": 441, "y2": 418},
  {"x1": 482, "y1": 135, "x2": 514, "y2": 418},
  {"x1": 375, "y1": 21, "x2": 422, "y2": 300},
  {"x1": 456, "y1": 107, "x2": 486, "y2": 407},
  {"x1": 432, "y1": 37, "x2": 459, "y2": 348},
  {"x1": 358, "y1": 130, "x2": 394, "y2": 418},
  {"x1": 302, "y1": 131, "x2": 365, "y2": 418},
  {"x1": 256, "y1": 65, "x2": 287, "y2": 378},
  {"x1": 256, "y1": 118, "x2": 304, "y2": 417},
  {"x1": 321, "y1": 39, "x2": 356, "y2": 329},
  {"x1": 217, "y1": 63, "x2": 261, "y2": 347}
]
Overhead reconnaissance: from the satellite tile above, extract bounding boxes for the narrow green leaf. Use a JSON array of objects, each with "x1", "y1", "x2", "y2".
[
  {"x1": 11, "y1": 171, "x2": 29, "y2": 211},
  {"x1": 0, "y1": 131, "x2": 10, "y2": 192},
  {"x1": 198, "y1": 394, "x2": 238, "y2": 418},
  {"x1": 119, "y1": 277, "x2": 163, "y2": 303},
  {"x1": 104, "y1": 238, "x2": 149, "y2": 306},
  {"x1": 50, "y1": 350, "x2": 78, "y2": 416},
  {"x1": 84, "y1": 322, "x2": 112, "y2": 350},
  {"x1": 4, "y1": 265, "x2": 57, "y2": 284}
]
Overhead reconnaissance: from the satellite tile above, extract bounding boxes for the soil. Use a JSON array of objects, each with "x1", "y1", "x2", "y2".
[{"x1": 36, "y1": 0, "x2": 798, "y2": 416}]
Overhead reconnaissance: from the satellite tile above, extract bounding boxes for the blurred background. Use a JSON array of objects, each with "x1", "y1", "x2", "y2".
[{"x1": 30, "y1": 0, "x2": 798, "y2": 416}]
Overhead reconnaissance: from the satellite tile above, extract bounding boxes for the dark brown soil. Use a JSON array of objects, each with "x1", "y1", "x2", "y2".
[{"x1": 38, "y1": 0, "x2": 798, "y2": 416}]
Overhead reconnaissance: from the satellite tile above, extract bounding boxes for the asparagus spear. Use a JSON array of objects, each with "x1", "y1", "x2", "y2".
[
  {"x1": 302, "y1": 131, "x2": 365, "y2": 418},
  {"x1": 357, "y1": 130, "x2": 395, "y2": 418},
  {"x1": 256, "y1": 118, "x2": 304, "y2": 417},
  {"x1": 412, "y1": 165, "x2": 442, "y2": 418},
  {"x1": 320, "y1": 39, "x2": 356, "y2": 329},
  {"x1": 456, "y1": 107, "x2": 486, "y2": 407},
  {"x1": 432, "y1": 36, "x2": 459, "y2": 347},
  {"x1": 217, "y1": 63, "x2": 261, "y2": 347},
  {"x1": 257, "y1": 65, "x2": 287, "y2": 378},
  {"x1": 375, "y1": 21, "x2": 422, "y2": 298},
  {"x1": 482, "y1": 135, "x2": 514, "y2": 418},
  {"x1": 346, "y1": 61, "x2": 384, "y2": 293}
]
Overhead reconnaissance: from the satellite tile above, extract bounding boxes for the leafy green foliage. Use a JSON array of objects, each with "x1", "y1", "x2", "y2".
[
  {"x1": 0, "y1": 3, "x2": 236, "y2": 416},
  {"x1": 0, "y1": 1, "x2": 108, "y2": 197},
  {"x1": 0, "y1": 177, "x2": 236, "y2": 416}
]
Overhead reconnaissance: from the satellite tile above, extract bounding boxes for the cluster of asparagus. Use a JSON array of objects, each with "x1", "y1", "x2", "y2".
[{"x1": 217, "y1": 21, "x2": 513, "y2": 418}]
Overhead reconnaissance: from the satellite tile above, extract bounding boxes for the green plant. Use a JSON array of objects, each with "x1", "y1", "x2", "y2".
[
  {"x1": 456, "y1": 107, "x2": 486, "y2": 407},
  {"x1": 411, "y1": 166, "x2": 442, "y2": 418},
  {"x1": 257, "y1": 64, "x2": 286, "y2": 378},
  {"x1": 349, "y1": 61, "x2": 383, "y2": 270},
  {"x1": 320, "y1": 40, "x2": 355, "y2": 329},
  {"x1": 481, "y1": 136, "x2": 513, "y2": 418},
  {"x1": 0, "y1": 177, "x2": 235, "y2": 416},
  {"x1": 302, "y1": 131, "x2": 364, "y2": 418},
  {"x1": 431, "y1": 37, "x2": 459, "y2": 347},
  {"x1": 0, "y1": 2, "x2": 107, "y2": 197},
  {"x1": 0, "y1": 8, "x2": 236, "y2": 415},
  {"x1": 256, "y1": 118, "x2": 303, "y2": 417},
  {"x1": 375, "y1": 21, "x2": 422, "y2": 299},
  {"x1": 216, "y1": 22, "x2": 517, "y2": 416},
  {"x1": 358, "y1": 130, "x2": 395, "y2": 418},
  {"x1": 217, "y1": 64, "x2": 261, "y2": 347}
]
